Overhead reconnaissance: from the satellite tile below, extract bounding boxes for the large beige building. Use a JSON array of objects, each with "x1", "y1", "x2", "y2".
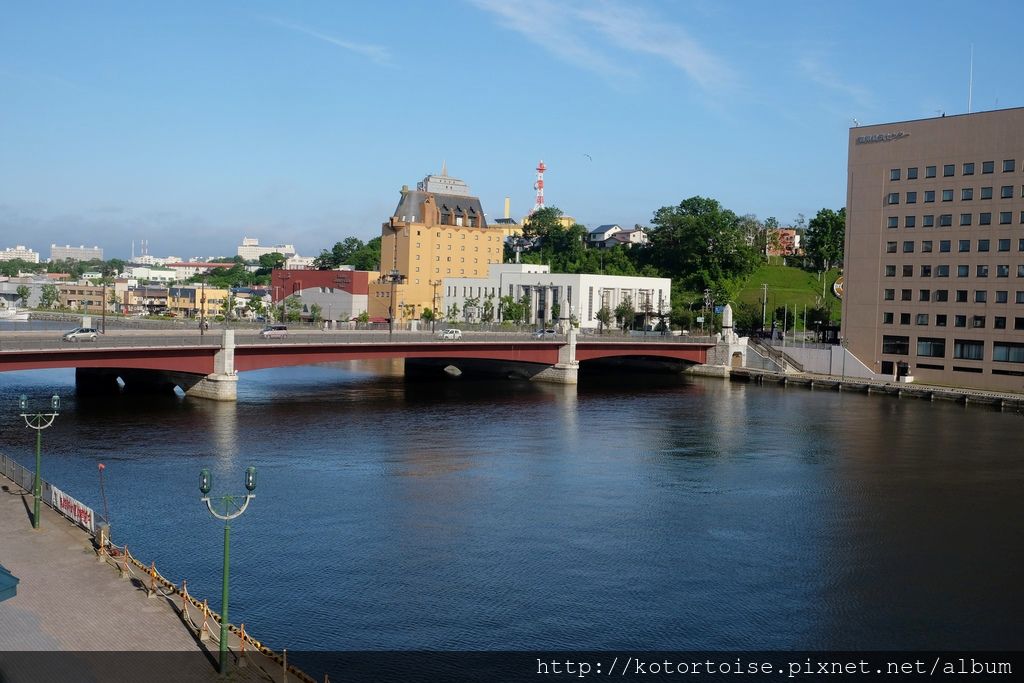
[
  {"x1": 844, "y1": 108, "x2": 1024, "y2": 391},
  {"x1": 368, "y1": 170, "x2": 506, "y2": 321}
]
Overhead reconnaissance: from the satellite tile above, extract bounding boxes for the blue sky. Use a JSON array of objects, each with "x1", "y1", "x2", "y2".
[{"x1": 2, "y1": 0, "x2": 1022, "y2": 259}]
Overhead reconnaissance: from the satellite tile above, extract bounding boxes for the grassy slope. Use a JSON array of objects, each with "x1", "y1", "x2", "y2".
[{"x1": 736, "y1": 263, "x2": 842, "y2": 324}]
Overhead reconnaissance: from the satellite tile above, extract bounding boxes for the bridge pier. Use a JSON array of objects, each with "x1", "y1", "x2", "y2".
[
  {"x1": 185, "y1": 330, "x2": 238, "y2": 401},
  {"x1": 531, "y1": 329, "x2": 578, "y2": 385}
]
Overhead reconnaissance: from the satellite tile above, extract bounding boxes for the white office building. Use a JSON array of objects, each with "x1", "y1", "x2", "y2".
[
  {"x1": 237, "y1": 237, "x2": 297, "y2": 261},
  {"x1": 442, "y1": 263, "x2": 671, "y2": 330},
  {"x1": 0, "y1": 246, "x2": 41, "y2": 263},
  {"x1": 50, "y1": 244, "x2": 104, "y2": 261}
]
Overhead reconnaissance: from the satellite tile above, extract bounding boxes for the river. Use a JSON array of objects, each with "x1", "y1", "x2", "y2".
[{"x1": 0, "y1": 325, "x2": 1022, "y2": 653}]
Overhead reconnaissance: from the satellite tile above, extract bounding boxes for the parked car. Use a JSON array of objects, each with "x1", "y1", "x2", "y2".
[
  {"x1": 439, "y1": 328, "x2": 463, "y2": 340},
  {"x1": 532, "y1": 328, "x2": 557, "y2": 338},
  {"x1": 259, "y1": 324, "x2": 288, "y2": 339},
  {"x1": 62, "y1": 327, "x2": 98, "y2": 342}
]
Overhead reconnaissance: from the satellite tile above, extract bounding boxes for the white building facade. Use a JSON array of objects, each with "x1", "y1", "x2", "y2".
[
  {"x1": 442, "y1": 264, "x2": 671, "y2": 330},
  {"x1": 50, "y1": 244, "x2": 103, "y2": 261},
  {"x1": 237, "y1": 237, "x2": 297, "y2": 261},
  {"x1": 0, "y1": 246, "x2": 41, "y2": 263}
]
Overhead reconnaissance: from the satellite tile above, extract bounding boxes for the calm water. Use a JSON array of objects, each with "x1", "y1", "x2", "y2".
[{"x1": 1, "y1": 330, "x2": 1022, "y2": 652}]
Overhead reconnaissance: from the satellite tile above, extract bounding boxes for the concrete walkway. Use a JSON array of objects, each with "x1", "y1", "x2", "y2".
[{"x1": 0, "y1": 476, "x2": 280, "y2": 682}]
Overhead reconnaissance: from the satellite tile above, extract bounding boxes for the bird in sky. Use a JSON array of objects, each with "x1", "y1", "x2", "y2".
[{"x1": 583, "y1": 153, "x2": 592, "y2": 161}]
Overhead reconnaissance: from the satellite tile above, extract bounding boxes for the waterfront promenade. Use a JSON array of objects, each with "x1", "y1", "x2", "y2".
[{"x1": 0, "y1": 475, "x2": 284, "y2": 682}]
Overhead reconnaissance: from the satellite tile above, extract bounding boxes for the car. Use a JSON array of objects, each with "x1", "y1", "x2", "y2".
[
  {"x1": 439, "y1": 328, "x2": 462, "y2": 340},
  {"x1": 62, "y1": 327, "x2": 98, "y2": 342},
  {"x1": 259, "y1": 324, "x2": 288, "y2": 339},
  {"x1": 532, "y1": 328, "x2": 557, "y2": 338}
]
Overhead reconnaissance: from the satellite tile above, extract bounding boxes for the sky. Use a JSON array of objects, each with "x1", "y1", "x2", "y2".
[{"x1": 3, "y1": 0, "x2": 1023, "y2": 260}]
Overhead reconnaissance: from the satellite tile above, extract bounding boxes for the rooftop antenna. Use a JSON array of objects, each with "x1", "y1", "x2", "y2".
[
  {"x1": 968, "y1": 43, "x2": 973, "y2": 113},
  {"x1": 851, "y1": 117, "x2": 859, "y2": 127}
]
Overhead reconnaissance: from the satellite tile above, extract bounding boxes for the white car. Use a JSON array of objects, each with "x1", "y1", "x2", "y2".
[
  {"x1": 62, "y1": 327, "x2": 98, "y2": 342},
  {"x1": 439, "y1": 328, "x2": 463, "y2": 340}
]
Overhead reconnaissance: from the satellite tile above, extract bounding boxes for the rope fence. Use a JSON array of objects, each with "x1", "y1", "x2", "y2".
[{"x1": 1, "y1": 452, "x2": 316, "y2": 683}]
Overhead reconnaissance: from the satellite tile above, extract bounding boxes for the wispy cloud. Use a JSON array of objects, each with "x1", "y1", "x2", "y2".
[
  {"x1": 264, "y1": 17, "x2": 392, "y2": 66},
  {"x1": 798, "y1": 55, "x2": 873, "y2": 111},
  {"x1": 469, "y1": 0, "x2": 733, "y2": 90}
]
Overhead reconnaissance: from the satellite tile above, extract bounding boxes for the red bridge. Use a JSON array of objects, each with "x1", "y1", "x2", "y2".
[{"x1": 0, "y1": 330, "x2": 716, "y2": 401}]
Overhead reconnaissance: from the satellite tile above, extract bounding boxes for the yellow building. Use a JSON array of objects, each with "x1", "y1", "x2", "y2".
[
  {"x1": 369, "y1": 169, "x2": 507, "y2": 321},
  {"x1": 167, "y1": 285, "x2": 230, "y2": 318}
]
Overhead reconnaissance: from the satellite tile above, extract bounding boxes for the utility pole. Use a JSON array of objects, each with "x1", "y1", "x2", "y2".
[
  {"x1": 760, "y1": 283, "x2": 768, "y2": 331},
  {"x1": 200, "y1": 278, "x2": 206, "y2": 337},
  {"x1": 429, "y1": 279, "x2": 442, "y2": 332}
]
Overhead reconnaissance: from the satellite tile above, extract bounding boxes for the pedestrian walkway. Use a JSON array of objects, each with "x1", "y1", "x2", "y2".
[{"x1": 0, "y1": 477, "x2": 284, "y2": 682}]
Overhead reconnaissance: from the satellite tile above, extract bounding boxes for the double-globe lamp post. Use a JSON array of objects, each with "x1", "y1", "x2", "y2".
[
  {"x1": 19, "y1": 395, "x2": 60, "y2": 530},
  {"x1": 199, "y1": 466, "x2": 257, "y2": 675}
]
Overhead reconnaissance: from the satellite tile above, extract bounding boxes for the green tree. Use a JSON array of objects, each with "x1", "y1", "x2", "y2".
[
  {"x1": 733, "y1": 301, "x2": 763, "y2": 335},
  {"x1": 16, "y1": 285, "x2": 30, "y2": 307},
  {"x1": 284, "y1": 295, "x2": 302, "y2": 322},
  {"x1": 245, "y1": 297, "x2": 264, "y2": 320},
  {"x1": 481, "y1": 297, "x2": 495, "y2": 324},
  {"x1": 421, "y1": 307, "x2": 436, "y2": 326},
  {"x1": 614, "y1": 295, "x2": 635, "y2": 331},
  {"x1": 446, "y1": 303, "x2": 460, "y2": 323},
  {"x1": 463, "y1": 295, "x2": 480, "y2": 323},
  {"x1": 648, "y1": 196, "x2": 760, "y2": 292},
  {"x1": 40, "y1": 284, "x2": 59, "y2": 309},
  {"x1": 499, "y1": 295, "x2": 525, "y2": 325},
  {"x1": 596, "y1": 305, "x2": 612, "y2": 334},
  {"x1": 804, "y1": 208, "x2": 846, "y2": 270},
  {"x1": 355, "y1": 310, "x2": 371, "y2": 328},
  {"x1": 309, "y1": 303, "x2": 322, "y2": 323}
]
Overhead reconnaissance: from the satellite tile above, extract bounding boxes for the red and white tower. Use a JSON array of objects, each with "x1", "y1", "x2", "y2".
[{"x1": 532, "y1": 160, "x2": 546, "y2": 213}]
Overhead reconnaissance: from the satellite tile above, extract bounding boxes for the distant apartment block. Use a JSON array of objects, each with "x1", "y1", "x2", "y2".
[
  {"x1": 237, "y1": 237, "x2": 297, "y2": 261},
  {"x1": 50, "y1": 244, "x2": 103, "y2": 262},
  {"x1": 843, "y1": 107, "x2": 1024, "y2": 392},
  {"x1": 767, "y1": 228, "x2": 801, "y2": 257},
  {"x1": 586, "y1": 224, "x2": 649, "y2": 249},
  {"x1": 0, "y1": 245, "x2": 41, "y2": 263}
]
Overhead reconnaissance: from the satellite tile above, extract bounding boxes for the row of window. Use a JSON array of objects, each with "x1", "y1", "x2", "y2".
[
  {"x1": 884, "y1": 238, "x2": 1024, "y2": 255},
  {"x1": 887, "y1": 211, "x2": 1024, "y2": 228},
  {"x1": 415, "y1": 231, "x2": 501, "y2": 241},
  {"x1": 883, "y1": 312, "x2": 1024, "y2": 330},
  {"x1": 882, "y1": 335, "x2": 1024, "y2": 363},
  {"x1": 890, "y1": 160, "x2": 1017, "y2": 181},
  {"x1": 414, "y1": 243, "x2": 497, "y2": 252},
  {"x1": 886, "y1": 186, "x2": 1023, "y2": 204},
  {"x1": 884, "y1": 288, "x2": 1024, "y2": 302},
  {"x1": 885, "y1": 263, "x2": 1024, "y2": 278}
]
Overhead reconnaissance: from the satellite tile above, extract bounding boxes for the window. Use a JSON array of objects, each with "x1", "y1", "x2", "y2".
[
  {"x1": 956, "y1": 289, "x2": 968, "y2": 302},
  {"x1": 975, "y1": 290, "x2": 987, "y2": 303},
  {"x1": 922, "y1": 240, "x2": 933, "y2": 252},
  {"x1": 888, "y1": 192, "x2": 900, "y2": 205},
  {"x1": 890, "y1": 168, "x2": 901, "y2": 181},
  {"x1": 960, "y1": 213, "x2": 972, "y2": 226},
  {"x1": 994, "y1": 342, "x2": 1024, "y2": 363},
  {"x1": 906, "y1": 191, "x2": 917, "y2": 204},
  {"x1": 1003, "y1": 159, "x2": 1016, "y2": 173},
  {"x1": 972, "y1": 315, "x2": 986, "y2": 329},
  {"x1": 940, "y1": 214, "x2": 953, "y2": 227},
  {"x1": 1016, "y1": 317, "x2": 1024, "y2": 330},
  {"x1": 919, "y1": 289, "x2": 930, "y2": 301},
  {"x1": 958, "y1": 239, "x2": 970, "y2": 252},
  {"x1": 900, "y1": 313, "x2": 911, "y2": 325},
  {"x1": 937, "y1": 264, "x2": 950, "y2": 276},
  {"x1": 961, "y1": 188, "x2": 973, "y2": 200},
  {"x1": 978, "y1": 239, "x2": 989, "y2": 252},
  {"x1": 907, "y1": 167, "x2": 919, "y2": 179},
  {"x1": 981, "y1": 186, "x2": 993, "y2": 199},
  {"x1": 995, "y1": 317, "x2": 1006, "y2": 329},
  {"x1": 998, "y1": 265, "x2": 1010, "y2": 278},
  {"x1": 916, "y1": 313, "x2": 929, "y2": 325},
  {"x1": 955, "y1": 315, "x2": 967, "y2": 327},
  {"x1": 1020, "y1": 239, "x2": 1024, "y2": 251},
  {"x1": 918, "y1": 338, "x2": 946, "y2": 357},
  {"x1": 1000, "y1": 211, "x2": 1012, "y2": 224},
  {"x1": 920, "y1": 264, "x2": 932, "y2": 277},
  {"x1": 982, "y1": 160, "x2": 994, "y2": 174},
  {"x1": 901, "y1": 289, "x2": 912, "y2": 301},
  {"x1": 935, "y1": 289, "x2": 949, "y2": 301},
  {"x1": 1018, "y1": 291, "x2": 1024, "y2": 304},
  {"x1": 997, "y1": 290, "x2": 1008, "y2": 303},
  {"x1": 942, "y1": 189, "x2": 954, "y2": 201},
  {"x1": 886, "y1": 241, "x2": 897, "y2": 253},
  {"x1": 957, "y1": 265, "x2": 969, "y2": 277},
  {"x1": 882, "y1": 335, "x2": 910, "y2": 354},
  {"x1": 943, "y1": 164, "x2": 955, "y2": 177},
  {"x1": 936, "y1": 314, "x2": 947, "y2": 326},
  {"x1": 887, "y1": 216, "x2": 899, "y2": 228},
  {"x1": 885, "y1": 265, "x2": 896, "y2": 277},
  {"x1": 905, "y1": 215, "x2": 916, "y2": 228},
  {"x1": 924, "y1": 190, "x2": 936, "y2": 203},
  {"x1": 980, "y1": 212, "x2": 992, "y2": 225},
  {"x1": 902, "y1": 240, "x2": 915, "y2": 253},
  {"x1": 1019, "y1": 265, "x2": 1024, "y2": 277},
  {"x1": 902, "y1": 265, "x2": 913, "y2": 277},
  {"x1": 883, "y1": 311, "x2": 894, "y2": 324},
  {"x1": 998, "y1": 238, "x2": 1010, "y2": 252},
  {"x1": 926, "y1": 165, "x2": 937, "y2": 178},
  {"x1": 963, "y1": 162, "x2": 975, "y2": 175},
  {"x1": 1001, "y1": 185, "x2": 1013, "y2": 198},
  {"x1": 923, "y1": 215, "x2": 935, "y2": 227},
  {"x1": 884, "y1": 288, "x2": 895, "y2": 301}
]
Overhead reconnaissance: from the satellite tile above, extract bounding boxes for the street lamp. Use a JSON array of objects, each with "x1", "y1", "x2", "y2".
[
  {"x1": 382, "y1": 268, "x2": 405, "y2": 337},
  {"x1": 199, "y1": 466, "x2": 257, "y2": 676},
  {"x1": 200, "y1": 279, "x2": 207, "y2": 336},
  {"x1": 19, "y1": 394, "x2": 60, "y2": 530}
]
